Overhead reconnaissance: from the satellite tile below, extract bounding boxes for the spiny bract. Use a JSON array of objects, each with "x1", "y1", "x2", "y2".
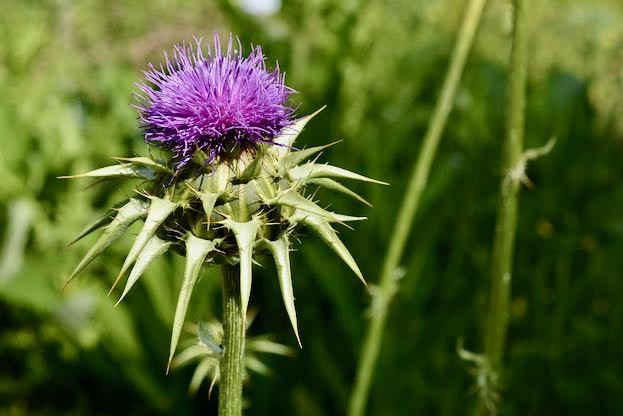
[
  {"x1": 173, "y1": 318, "x2": 293, "y2": 396},
  {"x1": 64, "y1": 109, "x2": 386, "y2": 367}
]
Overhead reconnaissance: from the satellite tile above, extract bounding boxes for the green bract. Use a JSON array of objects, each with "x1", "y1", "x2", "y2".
[
  {"x1": 173, "y1": 318, "x2": 293, "y2": 396},
  {"x1": 64, "y1": 109, "x2": 386, "y2": 367}
]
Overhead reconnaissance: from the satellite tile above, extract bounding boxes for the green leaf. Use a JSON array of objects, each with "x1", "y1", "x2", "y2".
[
  {"x1": 222, "y1": 218, "x2": 262, "y2": 324},
  {"x1": 264, "y1": 189, "x2": 337, "y2": 222},
  {"x1": 331, "y1": 213, "x2": 368, "y2": 223},
  {"x1": 189, "y1": 359, "x2": 218, "y2": 395},
  {"x1": 246, "y1": 356, "x2": 271, "y2": 376},
  {"x1": 263, "y1": 235, "x2": 301, "y2": 347},
  {"x1": 199, "y1": 192, "x2": 220, "y2": 229},
  {"x1": 69, "y1": 200, "x2": 129, "y2": 246},
  {"x1": 111, "y1": 197, "x2": 179, "y2": 294},
  {"x1": 168, "y1": 234, "x2": 217, "y2": 371},
  {"x1": 288, "y1": 163, "x2": 388, "y2": 185},
  {"x1": 113, "y1": 156, "x2": 173, "y2": 174},
  {"x1": 115, "y1": 236, "x2": 171, "y2": 306},
  {"x1": 173, "y1": 345, "x2": 212, "y2": 368},
  {"x1": 208, "y1": 367, "x2": 219, "y2": 397},
  {"x1": 279, "y1": 141, "x2": 339, "y2": 171},
  {"x1": 306, "y1": 177, "x2": 372, "y2": 207},
  {"x1": 59, "y1": 162, "x2": 158, "y2": 180},
  {"x1": 291, "y1": 210, "x2": 366, "y2": 287},
  {"x1": 64, "y1": 198, "x2": 149, "y2": 288},
  {"x1": 247, "y1": 337, "x2": 294, "y2": 356},
  {"x1": 197, "y1": 320, "x2": 223, "y2": 353},
  {"x1": 193, "y1": 162, "x2": 231, "y2": 194},
  {"x1": 237, "y1": 152, "x2": 264, "y2": 181},
  {"x1": 273, "y1": 107, "x2": 326, "y2": 155},
  {"x1": 0, "y1": 198, "x2": 34, "y2": 283}
]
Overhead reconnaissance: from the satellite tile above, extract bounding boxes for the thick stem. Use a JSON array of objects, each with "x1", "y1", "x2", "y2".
[
  {"x1": 347, "y1": 1, "x2": 488, "y2": 415},
  {"x1": 218, "y1": 264, "x2": 245, "y2": 416},
  {"x1": 476, "y1": 0, "x2": 528, "y2": 414}
]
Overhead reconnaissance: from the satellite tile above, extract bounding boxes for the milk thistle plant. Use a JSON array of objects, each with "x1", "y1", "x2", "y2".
[{"x1": 63, "y1": 34, "x2": 383, "y2": 415}]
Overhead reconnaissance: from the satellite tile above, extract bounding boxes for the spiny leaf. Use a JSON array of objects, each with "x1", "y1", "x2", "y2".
[
  {"x1": 59, "y1": 162, "x2": 157, "y2": 180},
  {"x1": 222, "y1": 217, "x2": 262, "y2": 324},
  {"x1": 264, "y1": 189, "x2": 337, "y2": 222},
  {"x1": 173, "y1": 345, "x2": 213, "y2": 368},
  {"x1": 189, "y1": 359, "x2": 218, "y2": 395},
  {"x1": 197, "y1": 320, "x2": 223, "y2": 353},
  {"x1": 331, "y1": 213, "x2": 367, "y2": 223},
  {"x1": 279, "y1": 141, "x2": 339, "y2": 171},
  {"x1": 194, "y1": 162, "x2": 231, "y2": 194},
  {"x1": 168, "y1": 235, "x2": 218, "y2": 371},
  {"x1": 237, "y1": 152, "x2": 265, "y2": 181},
  {"x1": 327, "y1": 213, "x2": 367, "y2": 231},
  {"x1": 246, "y1": 356, "x2": 271, "y2": 376},
  {"x1": 113, "y1": 156, "x2": 172, "y2": 173},
  {"x1": 263, "y1": 235, "x2": 301, "y2": 347},
  {"x1": 291, "y1": 210, "x2": 366, "y2": 287},
  {"x1": 273, "y1": 106, "x2": 326, "y2": 155},
  {"x1": 306, "y1": 177, "x2": 372, "y2": 207},
  {"x1": 111, "y1": 197, "x2": 179, "y2": 294},
  {"x1": 208, "y1": 369, "x2": 219, "y2": 397},
  {"x1": 69, "y1": 206, "x2": 120, "y2": 246},
  {"x1": 288, "y1": 163, "x2": 388, "y2": 185},
  {"x1": 247, "y1": 337, "x2": 295, "y2": 356},
  {"x1": 64, "y1": 198, "x2": 149, "y2": 288},
  {"x1": 199, "y1": 192, "x2": 220, "y2": 229},
  {"x1": 115, "y1": 236, "x2": 171, "y2": 306}
]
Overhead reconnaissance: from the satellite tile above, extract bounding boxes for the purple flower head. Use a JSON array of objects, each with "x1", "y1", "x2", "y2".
[{"x1": 135, "y1": 34, "x2": 296, "y2": 168}]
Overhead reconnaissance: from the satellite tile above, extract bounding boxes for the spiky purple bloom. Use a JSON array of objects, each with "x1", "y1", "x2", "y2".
[{"x1": 135, "y1": 34, "x2": 295, "y2": 168}]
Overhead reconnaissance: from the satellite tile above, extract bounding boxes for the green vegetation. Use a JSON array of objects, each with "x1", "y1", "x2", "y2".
[{"x1": 1, "y1": 0, "x2": 622, "y2": 414}]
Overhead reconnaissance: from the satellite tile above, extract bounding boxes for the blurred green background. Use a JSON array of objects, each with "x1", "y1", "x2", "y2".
[{"x1": 1, "y1": 0, "x2": 622, "y2": 414}]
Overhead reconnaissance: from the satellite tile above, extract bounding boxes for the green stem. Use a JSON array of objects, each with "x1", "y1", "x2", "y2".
[
  {"x1": 347, "y1": 1, "x2": 488, "y2": 415},
  {"x1": 219, "y1": 264, "x2": 245, "y2": 416},
  {"x1": 476, "y1": 0, "x2": 528, "y2": 414}
]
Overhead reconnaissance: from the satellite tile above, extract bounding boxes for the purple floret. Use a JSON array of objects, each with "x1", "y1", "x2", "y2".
[{"x1": 135, "y1": 34, "x2": 295, "y2": 168}]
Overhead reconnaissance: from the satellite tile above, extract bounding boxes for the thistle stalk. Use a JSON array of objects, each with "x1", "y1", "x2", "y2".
[
  {"x1": 219, "y1": 264, "x2": 245, "y2": 416},
  {"x1": 476, "y1": 0, "x2": 529, "y2": 414},
  {"x1": 348, "y1": 0, "x2": 488, "y2": 414}
]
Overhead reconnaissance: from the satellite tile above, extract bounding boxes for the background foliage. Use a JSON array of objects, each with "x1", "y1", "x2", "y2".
[{"x1": 1, "y1": 0, "x2": 622, "y2": 414}]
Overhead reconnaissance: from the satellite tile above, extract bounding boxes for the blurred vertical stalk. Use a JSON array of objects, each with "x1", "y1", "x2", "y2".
[
  {"x1": 348, "y1": 0, "x2": 488, "y2": 415},
  {"x1": 219, "y1": 264, "x2": 245, "y2": 416},
  {"x1": 476, "y1": 0, "x2": 529, "y2": 414}
]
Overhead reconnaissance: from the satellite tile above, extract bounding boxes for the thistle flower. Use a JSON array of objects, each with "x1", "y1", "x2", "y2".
[
  {"x1": 135, "y1": 34, "x2": 295, "y2": 168},
  {"x1": 63, "y1": 35, "x2": 386, "y2": 407}
]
